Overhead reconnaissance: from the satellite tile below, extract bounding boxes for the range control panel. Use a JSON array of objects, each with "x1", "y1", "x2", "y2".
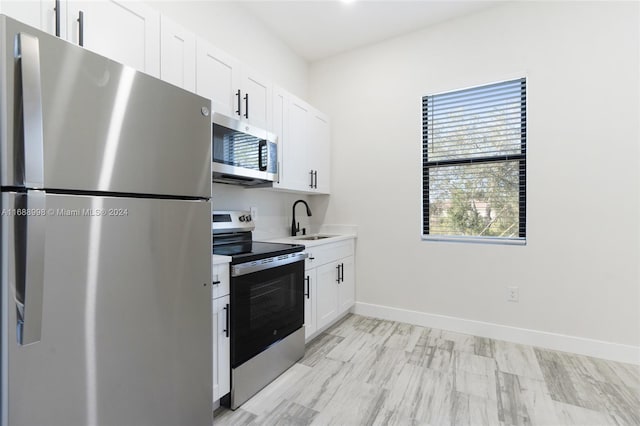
[{"x1": 212, "y1": 210, "x2": 255, "y2": 234}]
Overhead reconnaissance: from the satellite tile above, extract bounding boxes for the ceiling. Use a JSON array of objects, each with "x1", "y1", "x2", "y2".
[{"x1": 239, "y1": 1, "x2": 500, "y2": 62}]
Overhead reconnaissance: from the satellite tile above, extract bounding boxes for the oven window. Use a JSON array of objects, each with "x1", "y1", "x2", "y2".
[{"x1": 230, "y1": 260, "x2": 304, "y2": 367}]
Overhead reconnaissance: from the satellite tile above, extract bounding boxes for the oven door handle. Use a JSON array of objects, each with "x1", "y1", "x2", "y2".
[{"x1": 231, "y1": 251, "x2": 308, "y2": 277}]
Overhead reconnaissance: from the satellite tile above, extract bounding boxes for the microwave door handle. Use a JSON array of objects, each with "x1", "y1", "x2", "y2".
[{"x1": 258, "y1": 140, "x2": 267, "y2": 171}]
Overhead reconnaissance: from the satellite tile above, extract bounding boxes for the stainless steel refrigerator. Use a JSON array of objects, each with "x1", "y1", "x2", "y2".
[{"x1": 0, "y1": 15, "x2": 213, "y2": 426}]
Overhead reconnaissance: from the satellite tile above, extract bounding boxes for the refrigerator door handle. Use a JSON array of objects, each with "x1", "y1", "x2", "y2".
[
  {"x1": 16, "y1": 32, "x2": 45, "y2": 189},
  {"x1": 15, "y1": 191, "x2": 47, "y2": 345}
]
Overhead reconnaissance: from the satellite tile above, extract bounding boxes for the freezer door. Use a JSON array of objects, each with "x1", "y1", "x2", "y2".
[
  {"x1": 1, "y1": 193, "x2": 212, "y2": 426},
  {"x1": 1, "y1": 16, "x2": 211, "y2": 198}
]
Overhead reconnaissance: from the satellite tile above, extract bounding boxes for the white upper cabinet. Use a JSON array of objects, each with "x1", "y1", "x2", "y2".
[
  {"x1": 66, "y1": 1, "x2": 160, "y2": 77},
  {"x1": 196, "y1": 38, "x2": 241, "y2": 118},
  {"x1": 276, "y1": 94, "x2": 313, "y2": 192},
  {"x1": 1, "y1": 0, "x2": 63, "y2": 36},
  {"x1": 272, "y1": 89, "x2": 331, "y2": 195},
  {"x1": 195, "y1": 39, "x2": 271, "y2": 128},
  {"x1": 241, "y1": 67, "x2": 272, "y2": 129},
  {"x1": 309, "y1": 109, "x2": 331, "y2": 194},
  {"x1": 160, "y1": 15, "x2": 195, "y2": 92},
  {"x1": 272, "y1": 87, "x2": 288, "y2": 186}
]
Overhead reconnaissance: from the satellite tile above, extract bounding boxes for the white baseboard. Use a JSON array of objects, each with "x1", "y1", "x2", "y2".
[{"x1": 353, "y1": 302, "x2": 640, "y2": 365}]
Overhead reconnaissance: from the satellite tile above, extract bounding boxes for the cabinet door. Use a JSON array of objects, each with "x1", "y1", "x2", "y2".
[
  {"x1": 211, "y1": 263, "x2": 230, "y2": 299},
  {"x1": 338, "y1": 256, "x2": 355, "y2": 314},
  {"x1": 304, "y1": 268, "x2": 317, "y2": 339},
  {"x1": 287, "y1": 96, "x2": 313, "y2": 192},
  {"x1": 196, "y1": 38, "x2": 241, "y2": 119},
  {"x1": 160, "y1": 15, "x2": 195, "y2": 92},
  {"x1": 1, "y1": 0, "x2": 62, "y2": 36},
  {"x1": 271, "y1": 87, "x2": 288, "y2": 187},
  {"x1": 212, "y1": 296, "x2": 219, "y2": 402},
  {"x1": 310, "y1": 109, "x2": 331, "y2": 194},
  {"x1": 213, "y1": 295, "x2": 230, "y2": 402},
  {"x1": 241, "y1": 67, "x2": 272, "y2": 130},
  {"x1": 316, "y1": 262, "x2": 340, "y2": 330},
  {"x1": 67, "y1": 0, "x2": 160, "y2": 77}
]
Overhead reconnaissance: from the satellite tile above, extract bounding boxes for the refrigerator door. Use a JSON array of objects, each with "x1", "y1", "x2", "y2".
[
  {"x1": 1, "y1": 16, "x2": 211, "y2": 198},
  {"x1": 1, "y1": 193, "x2": 212, "y2": 426}
]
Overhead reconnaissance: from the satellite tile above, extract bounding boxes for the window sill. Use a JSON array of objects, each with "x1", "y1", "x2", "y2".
[{"x1": 421, "y1": 235, "x2": 526, "y2": 246}]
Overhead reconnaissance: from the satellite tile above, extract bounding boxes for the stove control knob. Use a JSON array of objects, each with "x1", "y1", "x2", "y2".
[
  {"x1": 238, "y1": 215, "x2": 246, "y2": 222},
  {"x1": 246, "y1": 215, "x2": 252, "y2": 222}
]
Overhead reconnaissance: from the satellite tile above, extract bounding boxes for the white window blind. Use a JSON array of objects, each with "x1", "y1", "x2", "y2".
[{"x1": 422, "y1": 78, "x2": 526, "y2": 241}]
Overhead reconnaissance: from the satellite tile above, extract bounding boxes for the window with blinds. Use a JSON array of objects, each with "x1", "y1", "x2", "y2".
[{"x1": 422, "y1": 78, "x2": 526, "y2": 242}]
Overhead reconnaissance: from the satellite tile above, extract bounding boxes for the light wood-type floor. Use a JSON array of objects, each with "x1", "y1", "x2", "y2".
[{"x1": 214, "y1": 314, "x2": 640, "y2": 425}]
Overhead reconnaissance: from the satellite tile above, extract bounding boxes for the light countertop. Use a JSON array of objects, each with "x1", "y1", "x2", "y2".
[
  {"x1": 212, "y1": 254, "x2": 232, "y2": 265},
  {"x1": 265, "y1": 233, "x2": 356, "y2": 248}
]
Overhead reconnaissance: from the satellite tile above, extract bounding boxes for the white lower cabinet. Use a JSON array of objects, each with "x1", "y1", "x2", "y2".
[
  {"x1": 212, "y1": 261, "x2": 230, "y2": 404},
  {"x1": 303, "y1": 239, "x2": 355, "y2": 341},
  {"x1": 212, "y1": 263, "x2": 230, "y2": 300},
  {"x1": 316, "y1": 262, "x2": 340, "y2": 331},
  {"x1": 212, "y1": 294, "x2": 230, "y2": 403},
  {"x1": 303, "y1": 269, "x2": 317, "y2": 338},
  {"x1": 338, "y1": 256, "x2": 355, "y2": 314}
]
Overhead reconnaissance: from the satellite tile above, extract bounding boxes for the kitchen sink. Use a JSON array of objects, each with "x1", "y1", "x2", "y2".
[{"x1": 293, "y1": 234, "x2": 337, "y2": 241}]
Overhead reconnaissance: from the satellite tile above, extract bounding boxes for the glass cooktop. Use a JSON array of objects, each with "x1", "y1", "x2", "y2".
[{"x1": 213, "y1": 241, "x2": 305, "y2": 264}]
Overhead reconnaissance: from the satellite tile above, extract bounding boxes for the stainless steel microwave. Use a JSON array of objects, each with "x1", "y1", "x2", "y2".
[{"x1": 211, "y1": 113, "x2": 277, "y2": 187}]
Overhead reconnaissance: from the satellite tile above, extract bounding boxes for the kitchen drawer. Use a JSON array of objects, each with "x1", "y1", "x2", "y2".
[
  {"x1": 212, "y1": 263, "x2": 230, "y2": 299},
  {"x1": 305, "y1": 239, "x2": 354, "y2": 268}
]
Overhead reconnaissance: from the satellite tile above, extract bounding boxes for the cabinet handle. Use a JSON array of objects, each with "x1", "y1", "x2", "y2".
[
  {"x1": 223, "y1": 304, "x2": 230, "y2": 338},
  {"x1": 77, "y1": 10, "x2": 84, "y2": 47},
  {"x1": 340, "y1": 263, "x2": 344, "y2": 282},
  {"x1": 313, "y1": 170, "x2": 318, "y2": 189},
  {"x1": 244, "y1": 93, "x2": 249, "y2": 119},
  {"x1": 305, "y1": 276, "x2": 310, "y2": 299},
  {"x1": 212, "y1": 280, "x2": 221, "y2": 286},
  {"x1": 235, "y1": 90, "x2": 241, "y2": 116},
  {"x1": 308, "y1": 255, "x2": 315, "y2": 260},
  {"x1": 54, "y1": 0, "x2": 60, "y2": 37},
  {"x1": 336, "y1": 265, "x2": 341, "y2": 283},
  {"x1": 309, "y1": 170, "x2": 314, "y2": 188}
]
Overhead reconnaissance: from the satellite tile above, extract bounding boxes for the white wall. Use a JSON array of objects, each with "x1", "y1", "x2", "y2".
[
  {"x1": 308, "y1": 1, "x2": 640, "y2": 349},
  {"x1": 149, "y1": 0, "x2": 308, "y2": 97},
  {"x1": 212, "y1": 185, "x2": 313, "y2": 240}
]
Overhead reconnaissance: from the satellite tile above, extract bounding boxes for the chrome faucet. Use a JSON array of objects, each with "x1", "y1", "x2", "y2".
[{"x1": 291, "y1": 200, "x2": 312, "y2": 236}]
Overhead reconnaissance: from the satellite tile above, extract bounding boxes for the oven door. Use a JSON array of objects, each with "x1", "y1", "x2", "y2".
[{"x1": 230, "y1": 259, "x2": 305, "y2": 368}]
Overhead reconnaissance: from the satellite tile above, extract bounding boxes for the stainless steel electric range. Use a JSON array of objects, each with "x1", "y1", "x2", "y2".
[{"x1": 212, "y1": 211, "x2": 307, "y2": 410}]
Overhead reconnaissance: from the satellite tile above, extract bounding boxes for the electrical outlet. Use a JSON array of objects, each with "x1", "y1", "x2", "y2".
[
  {"x1": 249, "y1": 206, "x2": 257, "y2": 220},
  {"x1": 507, "y1": 286, "x2": 519, "y2": 303}
]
